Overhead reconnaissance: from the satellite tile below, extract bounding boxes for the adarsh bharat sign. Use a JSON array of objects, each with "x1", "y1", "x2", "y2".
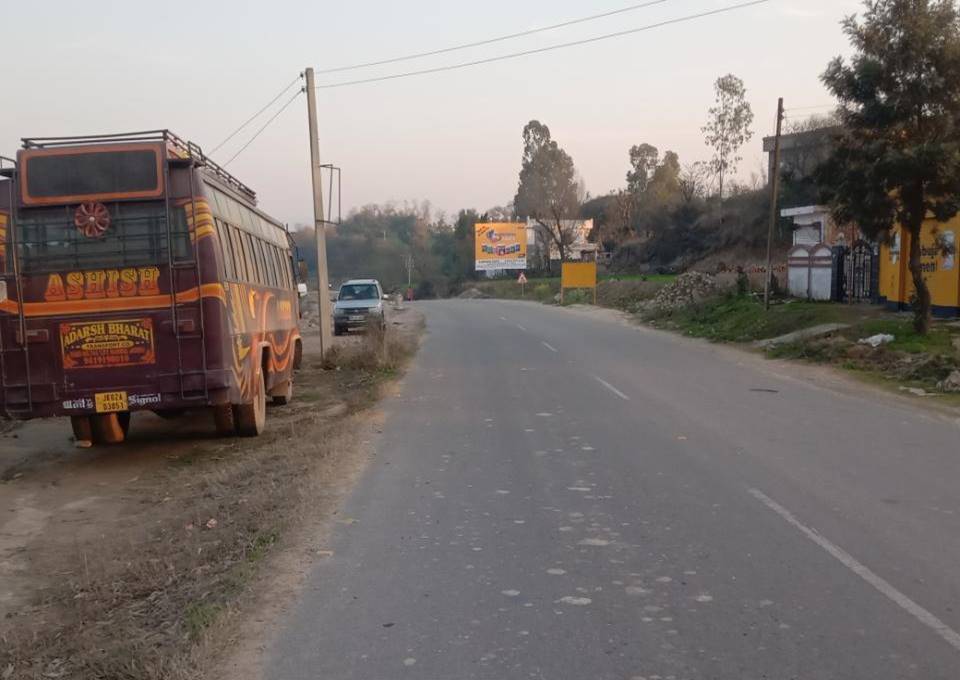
[{"x1": 475, "y1": 222, "x2": 527, "y2": 271}]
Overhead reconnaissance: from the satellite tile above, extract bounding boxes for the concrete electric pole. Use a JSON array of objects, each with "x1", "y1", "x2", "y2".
[
  {"x1": 763, "y1": 97, "x2": 785, "y2": 311},
  {"x1": 304, "y1": 67, "x2": 333, "y2": 356}
]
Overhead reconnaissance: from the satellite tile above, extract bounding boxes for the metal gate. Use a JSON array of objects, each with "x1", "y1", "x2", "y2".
[{"x1": 834, "y1": 240, "x2": 878, "y2": 303}]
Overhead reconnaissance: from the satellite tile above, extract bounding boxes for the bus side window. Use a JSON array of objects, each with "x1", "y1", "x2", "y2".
[
  {"x1": 216, "y1": 219, "x2": 235, "y2": 279},
  {"x1": 246, "y1": 233, "x2": 262, "y2": 285},
  {"x1": 272, "y1": 247, "x2": 285, "y2": 288},
  {"x1": 254, "y1": 239, "x2": 268, "y2": 287},
  {"x1": 232, "y1": 226, "x2": 250, "y2": 282},
  {"x1": 263, "y1": 241, "x2": 276, "y2": 288},
  {"x1": 265, "y1": 243, "x2": 279, "y2": 288}
]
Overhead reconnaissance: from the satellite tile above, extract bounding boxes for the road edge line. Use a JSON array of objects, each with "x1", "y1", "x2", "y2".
[{"x1": 748, "y1": 487, "x2": 960, "y2": 653}]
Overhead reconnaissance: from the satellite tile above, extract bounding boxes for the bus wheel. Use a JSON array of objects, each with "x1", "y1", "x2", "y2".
[
  {"x1": 235, "y1": 370, "x2": 266, "y2": 437},
  {"x1": 91, "y1": 413, "x2": 127, "y2": 445},
  {"x1": 293, "y1": 340, "x2": 303, "y2": 371},
  {"x1": 71, "y1": 416, "x2": 94, "y2": 448},
  {"x1": 272, "y1": 379, "x2": 293, "y2": 406},
  {"x1": 212, "y1": 404, "x2": 236, "y2": 437}
]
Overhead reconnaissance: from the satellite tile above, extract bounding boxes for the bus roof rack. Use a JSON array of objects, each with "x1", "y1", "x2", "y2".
[{"x1": 20, "y1": 130, "x2": 257, "y2": 202}]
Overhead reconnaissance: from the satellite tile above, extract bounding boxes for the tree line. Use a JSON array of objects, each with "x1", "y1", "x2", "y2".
[
  {"x1": 294, "y1": 70, "x2": 770, "y2": 295},
  {"x1": 296, "y1": 0, "x2": 960, "y2": 334}
]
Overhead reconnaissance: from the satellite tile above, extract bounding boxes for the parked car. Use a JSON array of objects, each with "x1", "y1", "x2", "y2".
[{"x1": 333, "y1": 279, "x2": 387, "y2": 335}]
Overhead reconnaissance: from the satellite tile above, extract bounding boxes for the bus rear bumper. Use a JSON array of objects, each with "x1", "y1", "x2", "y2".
[{"x1": 1, "y1": 370, "x2": 234, "y2": 420}]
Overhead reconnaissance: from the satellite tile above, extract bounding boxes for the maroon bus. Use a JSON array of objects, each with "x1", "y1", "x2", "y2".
[{"x1": 0, "y1": 131, "x2": 304, "y2": 445}]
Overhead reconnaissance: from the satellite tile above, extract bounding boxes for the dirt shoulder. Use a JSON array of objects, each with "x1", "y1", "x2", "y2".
[{"x1": 0, "y1": 306, "x2": 424, "y2": 680}]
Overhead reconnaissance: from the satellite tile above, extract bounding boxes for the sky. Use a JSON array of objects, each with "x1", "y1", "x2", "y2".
[{"x1": 1, "y1": 0, "x2": 864, "y2": 226}]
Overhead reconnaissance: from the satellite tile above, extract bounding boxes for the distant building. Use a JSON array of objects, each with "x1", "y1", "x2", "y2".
[
  {"x1": 763, "y1": 126, "x2": 840, "y2": 187},
  {"x1": 765, "y1": 125, "x2": 848, "y2": 247},
  {"x1": 526, "y1": 219, "x2": 596, "y2": 268},
  {"x1": 780, "y1": 205, "x2": 858, "y2": 247}
]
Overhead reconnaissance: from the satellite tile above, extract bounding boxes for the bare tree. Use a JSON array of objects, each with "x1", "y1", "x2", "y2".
[
  {"x1": 514, "y1": 120, "x2": 584, "y2": 268},
  {"x1": 678, "y1": 162, "x2": 709, "y2": 204},
  {"x1": 702, "y1": 74, "x2": 755, "y2": 206}
]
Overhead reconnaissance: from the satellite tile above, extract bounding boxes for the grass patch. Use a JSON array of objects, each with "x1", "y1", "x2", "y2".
[
  {"x1": 185, "y1": 602, "x2": 223, "y2": 640},
  {"x1": 643, "y1": 293, "x2": 960, "y2": 394},
  {"x1": 851, "y1": 318, "x2": 954, "y2": 354},
  {"x1": 466, "y1": 275, "x2": 672, "y2": 308},
  {"x1": 648, "y1": 294, "x2": 848, "y2": 343}
]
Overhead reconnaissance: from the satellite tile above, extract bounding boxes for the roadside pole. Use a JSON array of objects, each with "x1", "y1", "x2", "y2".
[
  {"x1": 763, "y1": 97, "x2": 785, "y2": 311},
  {"x1": 305, "y1": 67, "x2": 333, "y2": 356}
]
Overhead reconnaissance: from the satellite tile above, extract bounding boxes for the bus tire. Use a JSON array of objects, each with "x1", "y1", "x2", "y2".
[
  {"x1": 293, "y1": 339, "x2": 303, "y2": 371},
  {"x1": 71, "y1": 415, "x2": 93, "y2": 448},
  {"x1": 212, "y1": 404, "x2": 236, "y2": 437},
  {"x1": 91, "y1": 413, "x2": 127, "y2": 445},
  {"x1": 272, "y1": 378, "x2": 293, "y2": 406},
  {"x1": 235, "y1": 370, "x2": 266, "y2": 437}
]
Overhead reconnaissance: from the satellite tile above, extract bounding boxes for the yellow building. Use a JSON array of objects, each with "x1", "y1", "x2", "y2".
[{"x1": 879, "y1": 216, "x2": 959, "y2": 317}]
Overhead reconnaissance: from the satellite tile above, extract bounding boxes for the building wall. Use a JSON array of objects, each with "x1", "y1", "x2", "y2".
[{"x1": 878, "y1": 216, "x2": 960, "y2": 317}]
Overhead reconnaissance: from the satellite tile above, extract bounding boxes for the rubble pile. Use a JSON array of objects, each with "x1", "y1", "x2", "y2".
[
  {"x1": 937, "y1": 369, "x2": 960, "y2": 393},
  {"x1": 645, "y1": 272, "x2": 720, "y2": 311},
  {"x1": 458, "y1": 288, "x2": 490, "y2": 299}
]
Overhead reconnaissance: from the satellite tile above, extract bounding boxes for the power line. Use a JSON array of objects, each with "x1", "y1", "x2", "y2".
[
  {"x1": 315, "y1": 0, "x2": 677, "y2": 75},
  {"x1": 784, "y1": 104, "x2": 836, "y2": 112},
  {"x1": 224, "y1": 88, "x2": 304, "y2": 166},
  {"x1": 211, "y1": 74, "x2": 302, "y2": 155},
  {"x1": 315, "y1": 0, "x2": 771, "y2": 90}
]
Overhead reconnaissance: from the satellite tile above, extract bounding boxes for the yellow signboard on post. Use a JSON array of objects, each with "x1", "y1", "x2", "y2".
[
  {"x1": 560, "y1": 262, "x2": 598, "y2": 304},
  {"x1": 475, "y1": 223, "x2": 527, "y2": 271}
]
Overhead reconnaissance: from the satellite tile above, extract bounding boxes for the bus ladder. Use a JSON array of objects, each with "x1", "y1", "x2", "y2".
[
  {"x1": 164, "y1": 153, "x2": 209, "y2": 404},
  {"x1": 0, "y1": 156, "x2": 33, "y2": 417}
]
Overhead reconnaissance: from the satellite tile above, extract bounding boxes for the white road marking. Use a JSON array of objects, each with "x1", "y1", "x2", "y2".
[
  {"x1": 592, "y1": 375, "x2": 631, "y2": 401},
  {"x1": 541, "y1": 341, "x2": 558, "y2": 353},
  {"x1": 516, "y1": 323, "x2": 528, "y2": 332},
  {"x1": 749, "y1": 487, "x2": 960, "y2": 653},
  {"x1": 499, "y1": 316, "x2": 508, "y2": 321}
]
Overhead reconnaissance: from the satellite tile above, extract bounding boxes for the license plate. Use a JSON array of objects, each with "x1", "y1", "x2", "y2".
[
  {"x1": 95, "y1": 391, "x2": 128, "y2": 413},
  {"x1": 349, "y1": 315, "x2": 364, "y2": 321}
]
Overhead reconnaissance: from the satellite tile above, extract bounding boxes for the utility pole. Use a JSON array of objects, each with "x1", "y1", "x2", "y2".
[
  {"x1": 763, "y1": 97, "x2": 785, "y2": 311},
  {"x1": 305, "y1": 67, "x2": 333, "y2": 355}
]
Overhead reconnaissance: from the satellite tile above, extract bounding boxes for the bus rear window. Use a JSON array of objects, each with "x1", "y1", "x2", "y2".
[
  {"x1": 14, "y1": 202, "x2": 191, "y2": 273},
  {"x1": 23, "y1": 148, "x2": 161, "y2": 203}
]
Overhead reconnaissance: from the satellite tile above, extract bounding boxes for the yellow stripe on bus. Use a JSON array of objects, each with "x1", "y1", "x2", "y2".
[{"x1": 0, "y1": 283, "x2": 226, "y2": 317}]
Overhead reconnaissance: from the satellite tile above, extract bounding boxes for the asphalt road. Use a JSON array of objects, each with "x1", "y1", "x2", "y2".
[{"x1": 267, "y1": 299, "x2": 960, "y2": 680}]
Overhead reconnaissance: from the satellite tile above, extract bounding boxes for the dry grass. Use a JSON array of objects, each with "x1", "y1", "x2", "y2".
[
  {"x1": 0, "y1": 323, "x2": 420, "y2": 680},
  {"x1": 323, "y1": 320, "x2": 421, "y2": 374}
]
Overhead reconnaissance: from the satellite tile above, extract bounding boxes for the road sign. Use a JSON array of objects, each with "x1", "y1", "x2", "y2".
[
  {"x1": 560, "y1": 262, "x2": 598, "y2": 304},
  {"x1": 517, "y1": 272, "x2": 528, "y2": 284}
]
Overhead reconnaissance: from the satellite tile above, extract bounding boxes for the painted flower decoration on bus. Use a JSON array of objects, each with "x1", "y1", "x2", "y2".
[{"x1": 74, "y1": 202, "x2": 111, "y2": 239}]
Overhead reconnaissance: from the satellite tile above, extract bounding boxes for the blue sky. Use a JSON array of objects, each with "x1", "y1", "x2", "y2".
[{"x1": 2, "y1": 0, "x2": 862, "y2": 224}]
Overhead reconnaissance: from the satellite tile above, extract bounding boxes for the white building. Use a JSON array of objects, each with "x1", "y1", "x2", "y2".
[{"x1": 526, "y1": 218, "x2": 596, "y2": 267}]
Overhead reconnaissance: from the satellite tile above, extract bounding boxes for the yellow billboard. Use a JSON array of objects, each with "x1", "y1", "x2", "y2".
[
  {"x1": 560, "y1": 262, "x2": 598, "y2": 304},
  {"x1": 475, "y1": 222, "x2": 527, "y2": 271}
]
